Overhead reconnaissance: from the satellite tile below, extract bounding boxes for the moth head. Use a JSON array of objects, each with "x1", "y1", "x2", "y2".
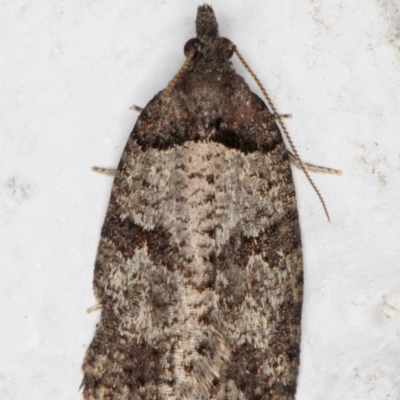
[
  {"x1": 184, "y1": 37, "x2": 234, "y2": 60},
  {"x1": 184, "y1": 4, "x2": 235, "y2": 62}
]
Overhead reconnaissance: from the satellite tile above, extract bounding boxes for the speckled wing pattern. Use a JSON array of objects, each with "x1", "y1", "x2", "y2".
[{"x1": 82, "y1": 4, "x2": 303, "y2": 400}]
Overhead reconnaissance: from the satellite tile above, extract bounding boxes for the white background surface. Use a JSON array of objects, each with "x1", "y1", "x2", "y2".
[{"x1": 1, "y1": 0, "x2": 400, "y2": 399}]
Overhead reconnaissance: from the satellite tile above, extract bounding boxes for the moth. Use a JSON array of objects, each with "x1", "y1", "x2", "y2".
[{"x1": 82, "y1": 4, "x2": 303, "y2": 399}]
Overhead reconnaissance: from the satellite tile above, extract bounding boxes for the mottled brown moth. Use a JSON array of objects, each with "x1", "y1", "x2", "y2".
[{"x1": 82, "y1": 4, "x2": 304, "y2": 399}]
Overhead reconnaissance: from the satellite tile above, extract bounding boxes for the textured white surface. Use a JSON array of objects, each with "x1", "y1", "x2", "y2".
[{"x1": 1, "y1": 0, "x2": 400, "y2": 399}]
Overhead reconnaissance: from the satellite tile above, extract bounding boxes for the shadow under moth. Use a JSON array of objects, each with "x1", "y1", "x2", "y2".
[{"x1": 82, "y1": 4, "x2": 305, "y2": 399}]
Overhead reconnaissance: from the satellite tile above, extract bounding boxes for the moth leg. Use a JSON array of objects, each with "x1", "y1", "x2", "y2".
[
  {"x1": 273, "y1": 113, "x2": 292, "y2": 119},
  {"x1": 129, "y1": 105, "x2": 143, "y2": 112},
  {"x1": 91, "y1": 106, "x2": 140, "y2": 176},
  {"x1": 92, "y1": 166, "x2": 116, "y2": 176},
  {"x1": 288, "y1": 152, "x2": 342, "y2": 175},
  {"x1": 86, "y1": 303, "x2": 102, "y2": 313},
  {"x1": 92, "y1": 105, "x2": 141, "y2": 177}
]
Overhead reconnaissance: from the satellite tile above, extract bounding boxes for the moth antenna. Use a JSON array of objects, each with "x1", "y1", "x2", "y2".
[
  {"x1": 163, "y1": 51, "x2": 196, "y2": 101},
  {"x1": 234, "y1": 47, "x2": 330, "y2": 222}
]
